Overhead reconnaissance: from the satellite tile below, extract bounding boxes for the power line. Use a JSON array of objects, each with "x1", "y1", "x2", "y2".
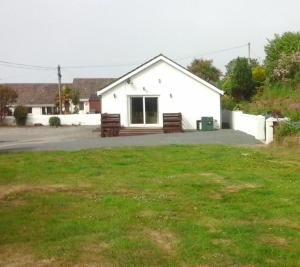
[
  {"x1": 0, "y1": 63, "x2": 55, "y2": 71},
  {"x1": 62, "y1": 62, "x2": 139, "y2": 69},
  {"x1": 0, "y1": 60, "x2": 55, "y2": 70},
  {"x1": 62, "y1": 44, "x2": 250, "y2": 69},
  {"x1": 0, "y1": 43, "x2": 251, "y2": 72},
  {"x1": 177, "y1": 43, "x2": 249, "y2": 61}
]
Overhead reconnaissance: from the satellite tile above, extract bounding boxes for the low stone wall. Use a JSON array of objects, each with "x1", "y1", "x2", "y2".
[{"x1": 3, "y1": 114, "x2": 101, "y2": 126}]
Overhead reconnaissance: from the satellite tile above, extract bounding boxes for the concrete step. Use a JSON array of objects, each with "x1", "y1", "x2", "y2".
[{"x1": 119, "y1": 127, "x2": 164, "y2": 136}]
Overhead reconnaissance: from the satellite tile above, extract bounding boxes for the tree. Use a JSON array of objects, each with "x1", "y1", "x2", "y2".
[
  {"x1": 187, "y1": 59, "x2": 222, "y2": 83},
  {"x1": 0, "y1": 85, "x2": 17, "y2": 123},
  {"x1": 225, "y1": 58, "x2": 258, "y2": 78},
  {"x1": 54, "y1": 86, "x2": 75, "y2": 114},
  {"x1": 264, "y1": 32, "x2": 300, "y2": 81},
  {"x1": 224, "y1": 57, "x2": 255, "y2": 100},
  {"x1": 252, "y1": 65, "x2": 266, "y2": 84},
  {"x1": 63, "y1": 86, "x2": 72, "y2": 114},
  {"x1": 71, "y1": 90, "x2": 80, "y2": 114}
]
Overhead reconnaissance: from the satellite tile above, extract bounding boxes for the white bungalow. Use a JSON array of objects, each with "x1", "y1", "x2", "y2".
[{"x1": 97, "y1": 54, "x2": 224, "y2": 130}]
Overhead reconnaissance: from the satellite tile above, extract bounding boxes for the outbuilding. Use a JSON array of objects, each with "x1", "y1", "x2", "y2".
[{"x1": 97, "y1": 54, "x2": 224, "y2": 130}]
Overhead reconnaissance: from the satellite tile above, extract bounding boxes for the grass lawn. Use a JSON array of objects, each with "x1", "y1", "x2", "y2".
[{"x1": 0, "y1": 145, "x2": 300, "y2": 266}]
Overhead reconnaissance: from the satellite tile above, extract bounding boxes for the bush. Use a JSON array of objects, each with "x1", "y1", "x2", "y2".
[
  {"x1": 275, "y1": 122, "x2": 300, "y2": 141},
  {"x1": 49, "y1": 116, "x2": 61, "y2": 127},
  {"x1": 13, "y1": 105, "x2": 28, "y2": 126},
  {"x1": 221, "y1": 95, "x2": 237, "y2": 110},
  {"x1": 265, "y1": 32, "x2": 300, "y2": 81},
  {"x1": 284, "y1": 109, "x2": 300, "y2": 121},
  {"x1": 252, "y1": 65, "x2": 266, "y2": 83}
]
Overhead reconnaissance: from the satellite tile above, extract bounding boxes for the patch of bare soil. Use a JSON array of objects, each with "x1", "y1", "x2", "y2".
[
  {"x1": 112, "y1": 188, "x2": 139, "y2": 197},
  {"x1": 267, "y1": 159, "x2": 300, "y2": 166},
  {"x1": 260, "y1": 234, "x2": 288, "y2": 247},
  {"x1": 264, "y1": 218, "x2": 300, "y2": 230},
  {"x1": 156, "y1": 172, "x2": 224, "y2": 182},
  {"x1": 212, "y1": 239, "x2": 232, "y2": 246},
  {"x1": 207, "y1": 191, "x2": 223, "y2": 200},
  {"x1": 0, "y1": 183, "x2": 90, "y2": 201},
  {"x1": 139, "y1": 210, "x2": 158, "y2": 217},
  {"x1": 0, "y1": 242, "x2": 117, "y2": 267},
  {"x1": 197, "y1": 217, "x2": 221, "y2": 233},
  {"x1": 222, "y1": 183, "x2": 259, "y2": 193},
  {"x1": 181, "y1": 264, "x2": 211, "y2": 267},
  {"x1": 76, "y1": 241, "x2": 117, "y2": 267},
  {"x1": 145, "y1": 228, "x2": 177, "y2": 255},
  {"x1": 0, "y1": 246, "x2": 56, "y2": 267}
]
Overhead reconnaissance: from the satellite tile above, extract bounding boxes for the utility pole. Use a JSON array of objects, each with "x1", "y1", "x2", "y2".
[
  {"x1": 57, "y1": 65, "x2": 62, "y2": 114},
  {"x1": 248, "y1": 42, "x2": 251, "y2": 64}
]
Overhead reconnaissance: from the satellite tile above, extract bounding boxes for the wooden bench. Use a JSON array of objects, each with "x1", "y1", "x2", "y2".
[
  {"x1": 101, "y1": 113, "x2": 120, "y2": 137},
  {"x1": 163, "y1": 113, "x2": 182, "y2": 133}
]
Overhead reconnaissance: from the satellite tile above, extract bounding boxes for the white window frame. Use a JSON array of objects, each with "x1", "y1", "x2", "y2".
[{"x1": 128, "y1": 95, "x2": 159, "y2": 127}]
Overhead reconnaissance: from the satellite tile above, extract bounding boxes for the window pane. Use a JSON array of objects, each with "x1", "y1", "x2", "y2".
[
  {"x1": 131, "y1": 97, "x2": 143, "y2": 124},
  {"x1": 79, "y1": 102, "x2": 84, "y2": 110},
  {"x1": 47, "y1": 107, "x2": 52, "y2": 114},
  {"x1": 145, "y1": 97, "x2": 158, "y2": 124}
]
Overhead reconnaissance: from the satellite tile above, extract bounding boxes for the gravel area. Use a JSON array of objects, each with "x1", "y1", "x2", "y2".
[{"x1": 0, "y1": 126, "x2": 261, "y2": 151}]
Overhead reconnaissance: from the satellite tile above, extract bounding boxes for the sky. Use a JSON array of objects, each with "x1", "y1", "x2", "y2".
[{"x1": 0, "y1": 0, "x2": 299, "y2": 83}]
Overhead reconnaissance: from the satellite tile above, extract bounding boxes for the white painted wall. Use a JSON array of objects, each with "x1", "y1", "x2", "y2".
[
  {"x1": 31, "y1": 107, "x2": 41, "y2": 115},
  {"x1": 265, "y1": 117, "x2": 289, "y2": 144},
  {"x1": 101, "y1": 60, "x2": 221, "y2": 130},
  {"x1": 70, "y1": 99, "x2": 90, "y2": 114},
  {"x1": 3, "y1": 114, "x2": 100, "y2": 126},
  {"x1": 223, "y1": 110, "x2": 266, "y2": 141}
]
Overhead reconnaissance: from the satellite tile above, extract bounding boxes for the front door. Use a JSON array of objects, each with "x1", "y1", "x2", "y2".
[{"x1": 130, "y1": 96, "x2": 158, "y2": 125}]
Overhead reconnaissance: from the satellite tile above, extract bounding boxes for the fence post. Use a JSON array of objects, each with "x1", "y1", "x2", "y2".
[{"x1": 256, "y1": 115, "x2": 266, "y2": 141}]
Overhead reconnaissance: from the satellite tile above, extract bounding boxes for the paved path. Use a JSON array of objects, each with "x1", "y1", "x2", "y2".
[{"x1": 0, "y1": 126, "x2": 261, "y2": 151}]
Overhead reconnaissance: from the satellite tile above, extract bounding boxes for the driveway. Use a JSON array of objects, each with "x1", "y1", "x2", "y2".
[{"x1": 0, "y1": 126, "x2": 261, "y2": 151}]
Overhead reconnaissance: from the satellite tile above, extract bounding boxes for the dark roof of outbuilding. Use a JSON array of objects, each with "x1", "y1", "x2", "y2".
[
  {"x1": 72, "y1": 78, "x2": 117, "y2": 99},
  {"x1": 2, "y1": 78, "x2": 116, "y2": 105},
  {"x1": 2, "y1": 83, "x2": 71, "y2": 106}
]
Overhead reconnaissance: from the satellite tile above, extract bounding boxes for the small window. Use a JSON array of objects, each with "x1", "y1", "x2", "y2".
[
  {"x1": 47, "y1": 107, "x2": 53, "y2": 115},
  {"x1": 79, "y1": 101, "x2": 84, "y2": 111},
  {"x1": 42, "y1": 107, "x2": 46, "y2": 115},
  {"x1": 27, "y1": 107, "x2": 32, "y2": 114}
]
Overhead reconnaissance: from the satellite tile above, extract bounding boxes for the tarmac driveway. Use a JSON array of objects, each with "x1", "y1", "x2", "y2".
[{"x1": 0, "y1": 126, "x2": 261, "y2": 151}]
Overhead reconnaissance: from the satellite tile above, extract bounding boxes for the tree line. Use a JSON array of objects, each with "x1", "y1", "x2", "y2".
[{"x1": 188, "y1": 31, "x2": 300, "y2": 103}]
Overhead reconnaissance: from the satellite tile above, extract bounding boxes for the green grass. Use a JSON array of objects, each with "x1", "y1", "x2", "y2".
[
  {"x1": 240, "y1": 82, "x2": 300, "y2": 117},
  {"x1": 0, "y1": 145, "x2": 300, "y2": 266},
  {"x1": 260, "y1": 83, "x2": 298, "y2": 99}
]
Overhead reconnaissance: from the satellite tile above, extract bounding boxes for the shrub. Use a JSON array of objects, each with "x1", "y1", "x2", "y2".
[
  {"x1": 49, "y1": 116, "x2": 61, "y2": 127},
  {"x1": 252, "y1": 65, "x2": 266, "y2": 83},
  {"x1": 285, "y1": 109, "x2": 300, "y2": 121},
  {"x1": 13, "y1": 105, "x2": 28, "y2": 126},
  {"x1": 271, "y1": 109, "x2": 283, "y2": 118},
  {"x1": 221, "y1": 95, "x2": 237, "y2": 110},
  {"x1": 275, "y1": 122, "x2": 300, "y2": 141}
]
